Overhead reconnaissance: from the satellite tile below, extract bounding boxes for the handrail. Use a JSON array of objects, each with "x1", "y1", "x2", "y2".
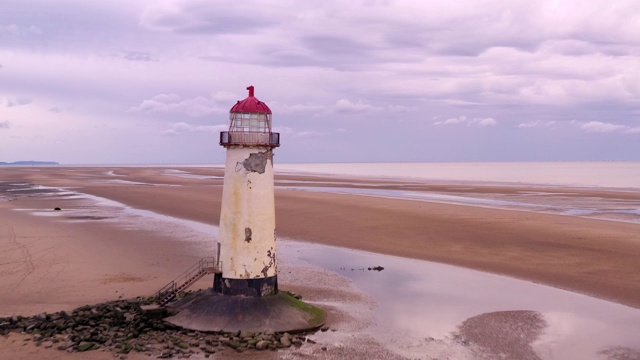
[
  {"x1": 220, "y1": 131, "x2": 280, "y2": 147},
  {"x1": 155, "y1": 257, "x2": 220, "y2": 300}
]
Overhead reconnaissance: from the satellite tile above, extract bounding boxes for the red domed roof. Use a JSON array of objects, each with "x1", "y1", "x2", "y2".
[{"x1": 229, "y1": 86, "x2": 272, "y2": 114}]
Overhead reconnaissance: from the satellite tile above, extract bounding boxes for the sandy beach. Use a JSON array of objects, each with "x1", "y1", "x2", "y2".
[{"x1": 1, "y1": 166, "x2": 640, "y2": 359}]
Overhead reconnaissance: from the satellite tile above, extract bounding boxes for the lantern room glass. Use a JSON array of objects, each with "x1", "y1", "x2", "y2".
[{"x1": 229, "y1": 113, "x2": 272, "y2": 133}]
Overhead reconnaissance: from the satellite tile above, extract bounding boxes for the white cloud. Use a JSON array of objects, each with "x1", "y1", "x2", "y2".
[
  {"x1": 334, "y1": 99, "x2": 383, "y2": 114},
  {"x1": 163, "y1": 122, "x2": 227, "y2": 136},
  {"x1": 519, "y1": 120, "x2": 557, "y2": 128},
  {"x1": 130, "y1": 94, "x2": 227, "y2": 117},
  {"x1": 473, "y1": 118, "x2": 497, "y2": 127},
  {"x1": 580, "y1": 121, "x2": 628, "y2": 133},
  {"x1": 436, "y1": 116, "x2": 467, "y2": 125},
  {"x1": 573, "y1": 120, "x2": 640, "y2": 134},
  {"x1": 434, "y1": 116, "x2": 497, "y2": 127}
]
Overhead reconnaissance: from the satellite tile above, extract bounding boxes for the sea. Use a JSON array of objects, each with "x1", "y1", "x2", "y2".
[{"x1": 274, "y1": 162, "x2": 640, "y2": 190}]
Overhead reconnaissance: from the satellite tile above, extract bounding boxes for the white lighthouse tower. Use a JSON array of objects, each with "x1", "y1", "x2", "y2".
[
  {"x1": 214, "y1": 85, "x2": 280, "y2": 297},
  {"x1": 164, "y1": 86, "x2": 324, "y2": 332}
]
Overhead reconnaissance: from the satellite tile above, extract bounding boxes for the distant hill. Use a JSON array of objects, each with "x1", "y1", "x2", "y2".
[{"x1": 0, "y1": 161, "x2": 59, "y2": 166}]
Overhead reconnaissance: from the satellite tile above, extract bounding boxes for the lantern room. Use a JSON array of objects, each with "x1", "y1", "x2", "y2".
[{"x1": 220, "y1": 86, "x2": 280, "y2": 148}]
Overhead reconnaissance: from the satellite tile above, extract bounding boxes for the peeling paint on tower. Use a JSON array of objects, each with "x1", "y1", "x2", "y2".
[{"x1": 238, "y1": 151, "x2": 271, "y2": 174}]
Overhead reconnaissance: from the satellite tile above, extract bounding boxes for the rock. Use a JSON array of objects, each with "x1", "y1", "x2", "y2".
[
  {"x1": 54, "y1": 207, "x2": 61, "y2": 211},
  {"x1": 239, "y1": 330, "x2": 254, "y2": 338},
  {"x1": 43, "y1": 341, "x2": 54, "y2": 348},
  {"x1": 78, "y1": 342, "x2": 95, "y2": 351},
  {"x1": 218, "y1": 336, "x2": 230, "y2": 343},
  {"x1": 280, "y1": 336, "x2": 291, "y2": 348},
  {"x1": 256, "y1": 340, "x2": 269, "y2": 350}
]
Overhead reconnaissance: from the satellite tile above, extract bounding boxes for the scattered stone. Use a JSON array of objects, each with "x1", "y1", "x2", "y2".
[
  {"x1": 368, "y1": 266, "x2": 384, "y2": 271},
  {"x1": 0, "y1": 295, "x2": 322, "y2": 358},
  {"x1": 54, "y1": 207, "x2": 61, "y2": 211}
]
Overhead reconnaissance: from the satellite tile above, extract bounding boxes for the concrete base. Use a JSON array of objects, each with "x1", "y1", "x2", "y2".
[
  {"x1": 213, "y1": 274, "x2": 278, "y2": 297},
  {"x1": 164, "y1": 289, "x2": 326, "y2": 333}
]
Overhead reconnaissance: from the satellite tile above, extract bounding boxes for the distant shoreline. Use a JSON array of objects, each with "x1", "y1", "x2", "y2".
[{"x1": 0, "y1": 161, "x2": 59, "y2": 166}]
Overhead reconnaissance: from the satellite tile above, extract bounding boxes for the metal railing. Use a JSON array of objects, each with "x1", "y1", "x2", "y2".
[
  {"x1": 220, "y1": 131, "x2": 280, "y2": 147},
  {"x1": 155, "y1": 257, "x2": 221, "y2": 304}
]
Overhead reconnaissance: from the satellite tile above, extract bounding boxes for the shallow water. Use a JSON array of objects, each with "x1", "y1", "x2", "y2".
[
  {"x1": 278, "y1": 185, "x2": 640, "y2": 224},
  {"x1": 279, "y1": 241, "x2": 640, "y2": 359}
]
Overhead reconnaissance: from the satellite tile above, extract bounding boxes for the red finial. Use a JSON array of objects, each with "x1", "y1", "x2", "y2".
[{"x1": 247, "y1": 85, "x2": 254, "y2": 97}]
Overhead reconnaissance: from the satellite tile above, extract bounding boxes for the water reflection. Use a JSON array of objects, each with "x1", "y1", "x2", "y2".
[{"x1": 279, "y1": 240, "x2": 640, "y2": 360}]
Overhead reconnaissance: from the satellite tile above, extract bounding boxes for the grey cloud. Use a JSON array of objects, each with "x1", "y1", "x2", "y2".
[
  {"x1": 6, "y1": 97, "x2": 31, "y2": 107},
  {"x1": 303, "y1": 36, "x2": 372, "y2": 58},
  {"x1": 262, "y1": 36, "x2": 375, "y2": 70},
  {"x1": 0, "y1": 0, "x2": 150, "y2": 51},
  {"x1": 140, "y1": 1, "x2": 276, "y2": 34},
  {"x1": 120, "y1": 51, "x2": 157, "y2": 62},
  {"x1": 49, "y1": 107, "x2": 63, "y2": 113},
  {"x1": 0, "y1": 121, "x2": 10, "y2": 129}
]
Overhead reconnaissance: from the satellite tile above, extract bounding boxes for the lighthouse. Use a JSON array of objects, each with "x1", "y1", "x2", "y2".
[
  {"x1": 164, "y1": 86, "x2": 324, "y2": 332},
  {"x1": 214, "y1": 85, "x2": 280, "y2": 297}
]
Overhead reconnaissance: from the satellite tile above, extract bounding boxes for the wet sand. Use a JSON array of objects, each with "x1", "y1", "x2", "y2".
[{"x1": 1, "y1": 166, "x2": 640, "y2": 359}]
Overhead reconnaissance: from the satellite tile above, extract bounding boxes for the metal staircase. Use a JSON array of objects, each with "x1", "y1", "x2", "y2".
[{"x1": 156, "y1": 257, "x2": 221, "y2": 306}]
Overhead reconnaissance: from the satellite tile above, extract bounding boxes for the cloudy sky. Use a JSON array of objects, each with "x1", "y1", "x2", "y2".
[{"x1": 1, "y1": 0, "x2": 639, "y2": 164}]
